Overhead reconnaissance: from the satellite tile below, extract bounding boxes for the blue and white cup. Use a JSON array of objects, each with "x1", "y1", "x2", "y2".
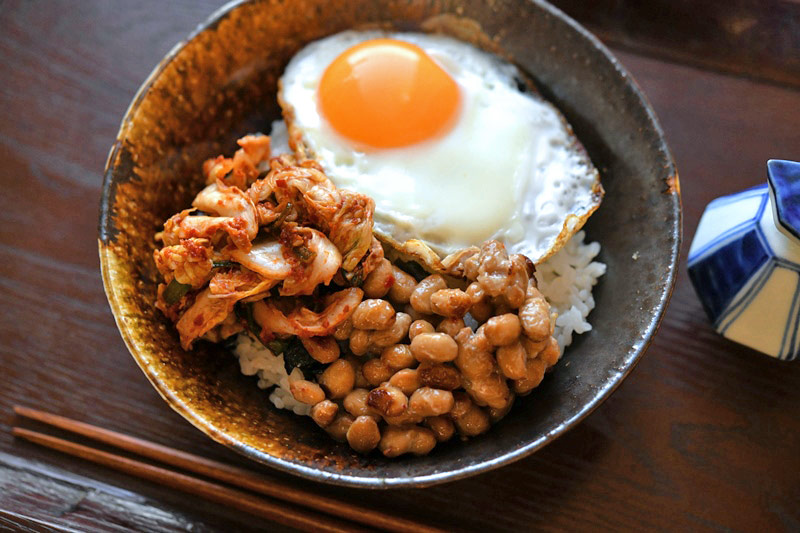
[{"x1": 688, "y1": 160, "x2": 800, "y2": 360}]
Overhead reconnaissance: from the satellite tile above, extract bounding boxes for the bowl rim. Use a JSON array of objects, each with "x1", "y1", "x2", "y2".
[{"x1": 99, "y1": 0, "x2": 681, "y2": 488}]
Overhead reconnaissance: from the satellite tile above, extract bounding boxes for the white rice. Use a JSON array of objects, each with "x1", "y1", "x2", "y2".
[
  {"x1": 233, "y1": 230, "x2": 605, "y2": 414},
  {"x1": 234, "y1": 335, "x2": 312, "y2": 416},
  {"x1": 535, "y1": 230, "x2": 606, "y2": 351}
]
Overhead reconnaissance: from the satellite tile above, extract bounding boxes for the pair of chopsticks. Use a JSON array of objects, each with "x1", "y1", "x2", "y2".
[{"x1": 12, "y1": 406, "x2": 443, "y2": 533}]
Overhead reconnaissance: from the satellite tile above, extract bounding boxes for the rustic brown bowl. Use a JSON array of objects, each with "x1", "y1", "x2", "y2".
[{"x1": 99, "y1": 0, "x2": 680, "y2": 488}]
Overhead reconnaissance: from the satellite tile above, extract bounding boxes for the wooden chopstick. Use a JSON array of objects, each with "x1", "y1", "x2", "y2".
[
  {"x1": 13, "y1": 406, "x2": 444, "y2": 533},
  {"x1": 12, "y1": 427, "x2": 365, "y2": 533}
]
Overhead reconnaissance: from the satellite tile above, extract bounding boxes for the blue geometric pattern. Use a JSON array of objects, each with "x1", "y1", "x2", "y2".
[
  {"x1": 688, "y1": 185, "x2": 768, "y2": 262},
  {"x1": 688, "y1": 173, "x2": 800, "y2": 361},
  {"x1": 778, "y1": 269, "x2": 800, "y2": 359},
  {"x1": 715, "y1": 262, "x2": 800, "y2": 360},
  {"x1": 767, "y1": 159, "x2": 800, "y2": 242},
  {"x1": 688, "y1": 227, "x2": 770, "y2": 321}
]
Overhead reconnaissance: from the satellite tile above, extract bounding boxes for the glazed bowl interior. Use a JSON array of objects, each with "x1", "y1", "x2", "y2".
[{"x1": 99, "y1": 0, "x2": 680, "y2": 488}]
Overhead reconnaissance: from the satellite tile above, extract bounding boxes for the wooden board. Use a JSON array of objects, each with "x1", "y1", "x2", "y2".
[{"x1": 1, "y1": 1, "x2": 799, "y2": 531}]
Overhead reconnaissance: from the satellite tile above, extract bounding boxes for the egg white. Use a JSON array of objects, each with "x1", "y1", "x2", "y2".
[{"x1": 278, "y1": 31, "x2": 601, "y2": 264}]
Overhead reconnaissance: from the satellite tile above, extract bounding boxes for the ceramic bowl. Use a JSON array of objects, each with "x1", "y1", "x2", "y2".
[{"x1": 99, "y1": 0, "x2": 681, "y2": 488}]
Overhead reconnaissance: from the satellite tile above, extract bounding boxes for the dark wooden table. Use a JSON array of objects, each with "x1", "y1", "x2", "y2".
[{"x1": 2, "y1": 1, "x2": 799, "y2": 531}]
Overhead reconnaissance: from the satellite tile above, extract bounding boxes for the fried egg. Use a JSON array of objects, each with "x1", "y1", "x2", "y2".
[{"x1": 278, "y1": 31, "x2": 602, "y2": 265}]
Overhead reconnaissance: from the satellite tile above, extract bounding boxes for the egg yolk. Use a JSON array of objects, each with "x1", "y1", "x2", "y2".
[{"x1": 318, "y1": 39, "x2": 461, "y2": 149}]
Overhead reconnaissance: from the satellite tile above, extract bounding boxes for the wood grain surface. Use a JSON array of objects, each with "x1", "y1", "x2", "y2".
[
  {"x1": 552, "y1": 0, "x2": 800, "y2": 89},
  {"x1": 1, "y1": 1, "x2": 799, "y2": 531}
]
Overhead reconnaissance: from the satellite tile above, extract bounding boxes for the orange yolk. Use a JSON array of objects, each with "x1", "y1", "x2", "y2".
[{"x1": 318, "y1": 39, "x2": 461, "y2": 149}]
